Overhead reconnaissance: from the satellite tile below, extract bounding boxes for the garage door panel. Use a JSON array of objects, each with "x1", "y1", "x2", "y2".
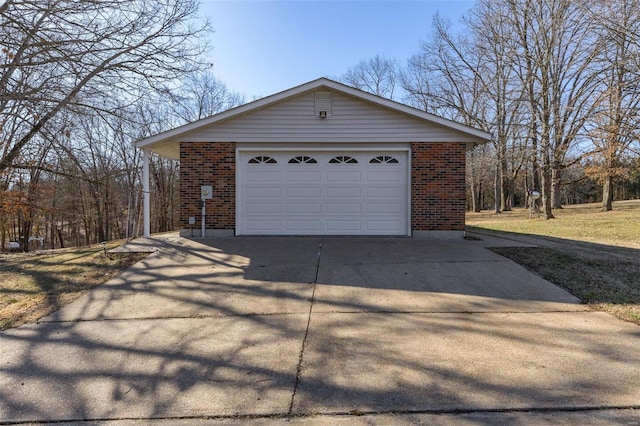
[
  {"x1": 286, "y1": 187, "x2": 322, "y2": 197},
  {"x1": 326, "y1": 220, "x2": 362, "y2": 231},
  {"x1": 246, "y1": 203, "x2": 280, "y2": 214},
  {"x1": 245, "y1": 170, "x2": 281, "y2": 183},
  {"x1": 367, "y1": 187, "x2": 403, "y2": 197},
  {"x1": 326, "y1": 203, "x2": 361, "y2": 213},
  {"x1": 326, "y1": 187, "x2": 361, "y2": 197},
  {"x1": 367, "y1": 170, "x2": 404, "y2": 182},
  {"x1": 285, "y1": 203, "x2": 322, "y2": 214},
  {"x1": 285, "y1": 171, "x2": 321, "y2": 182},
  {"x1": 245, "y1": 220, "x2": 282, "y2": 231},
  {"x1": 367, "y1": 203, "x2": 403, "y2": 214},
  {"x1": 326, "y1": 171, "x2": 362, "y2": 182},
  {"x1": 246, "y1": 187, "x2": 281, "y2": 197},
  {"x1": 285, "y1": 220, "x2": 322, "y2": 231},
  {"x1": 367, "y1": 220, "x2": 403, "y2": 231},
  {"x1": 238, "y1": 150, "x2": 408, "y2": 236}
]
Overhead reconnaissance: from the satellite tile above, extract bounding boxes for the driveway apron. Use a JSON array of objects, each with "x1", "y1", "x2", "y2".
[{"x1": 1, "y1": 234, "x2": 640, "y2": 423}]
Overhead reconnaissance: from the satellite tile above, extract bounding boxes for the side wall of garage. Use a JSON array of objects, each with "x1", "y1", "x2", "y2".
[
  {"x1": 411, "y1": 142, "x2": 466, "y2": 235},
  {"x1": 180, "y1": 142, "x2": 236, "y2": 234}
]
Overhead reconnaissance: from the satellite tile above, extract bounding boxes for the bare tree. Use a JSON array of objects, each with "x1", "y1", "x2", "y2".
[
  {"x1": 340, "y1": 54, "x2": 399, "y2": 99},
  {"x1": 403, "y1": 10, "x2": 525, "y2": 214},
  {"x1": 403, "y1": 14, "x2": 488, "y2": 126},
  {"x1": 507, "y1": 0, "x2": 602, "y2": 218},
  {"x1": 172, "y1": 71, "x2": 245, "y2": 122},
  {"x1": 465, "y1": 1, "x2": 529, "y2": 212},
  {"x1": 0, "y1": 0, "x2": 208, "y2": 174},
  {"x1": 583, "y1": 0, "x2": 640, "y2": 211}
]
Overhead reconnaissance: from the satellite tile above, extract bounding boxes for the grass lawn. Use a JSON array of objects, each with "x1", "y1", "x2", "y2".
[
  {"x1": 0, "y1": 242, "x2": 147, "y2": 330},
  {"x1": 467, "y1": 199, "x2": 640, "y2": 325},
  {"x1": 466, "y1": 199, "x2": 640, "y2": 248}
]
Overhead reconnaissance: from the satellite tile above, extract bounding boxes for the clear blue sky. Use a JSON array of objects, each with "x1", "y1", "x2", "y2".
[{"x1": 199, "y1": 1, "x2": 474, "y2": 100}]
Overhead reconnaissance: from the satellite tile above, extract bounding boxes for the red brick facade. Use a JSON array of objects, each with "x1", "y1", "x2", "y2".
[
  {"x1": 180, "y1": 142, "x2": 235, "y2": 230},
  {"x1": 411, "y1": 142, "x2": 466, "y2": 231},
  {"x1": 179, "y1": 141, "x2": 467, "y2": 234}
]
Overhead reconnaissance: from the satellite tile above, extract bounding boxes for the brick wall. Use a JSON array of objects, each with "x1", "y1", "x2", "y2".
[
  {"x1": 411, "y1": 142, "x2": 466, "y2": 231},
  {"x1": 179, "y1": 142, "x2": 235, "y2": 230},
  {"x1": 178, "y1": 141, "x2": 465, "y2": 233}
]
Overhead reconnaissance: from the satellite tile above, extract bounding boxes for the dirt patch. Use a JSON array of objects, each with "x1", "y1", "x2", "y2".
[{"x1": 0, "y1": 244, "x2": 148, "y2": 330}]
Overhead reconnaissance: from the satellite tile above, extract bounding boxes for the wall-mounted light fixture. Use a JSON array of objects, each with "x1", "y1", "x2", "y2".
[{"x1": 319, "y1": 110, "x2": 327, "y2": 119}]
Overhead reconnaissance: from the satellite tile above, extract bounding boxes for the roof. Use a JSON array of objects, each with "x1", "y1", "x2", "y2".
[{"x1": 136, "y1": 77, "x2": 492, "y2": 159}]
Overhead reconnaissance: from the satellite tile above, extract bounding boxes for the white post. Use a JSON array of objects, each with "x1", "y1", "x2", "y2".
[
  {"x1": 201, "y1": 200, "x2": 206, "y2": 238},
  {"x1": 142, "y1": 150, "x2": 151, "y2": 238}
]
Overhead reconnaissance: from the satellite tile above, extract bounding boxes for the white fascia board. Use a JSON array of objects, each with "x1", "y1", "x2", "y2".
[{"x1": 135, "y1": 77, "x2": 492, "y2": 150}]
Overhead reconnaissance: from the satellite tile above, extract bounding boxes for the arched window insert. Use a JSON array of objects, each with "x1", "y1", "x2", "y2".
[
  {"x1": 369, "y1": 155, "x2": 399, "y2": 164},
  {"x1": 329, "y1": 156, "x2": 358, "y2": 164},
  {"x1": 248, "y1": 156, "x2": 277, "y2": 164},
  {"x1": 288, "y1": 156, "x2": 318, "y2": 164}
]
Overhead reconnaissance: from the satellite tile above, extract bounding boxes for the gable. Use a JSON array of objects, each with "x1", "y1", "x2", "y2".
[
  {"x1": 179, "y1": 90, "x2": 485, "y2": 145},
  {"x1": 136, "y1": 78, "x2": 492, "y2": 160}
]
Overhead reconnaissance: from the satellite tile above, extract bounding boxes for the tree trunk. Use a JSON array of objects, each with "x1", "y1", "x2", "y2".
[
  {"x1": 471, "y1": 182, "x2": 480, "y2": 213},
  {"x1": 57, "y1": 228, "x2": 65, "y2": 249},
  {"x1": 551, "y1": 167, "x2": 563, "y2": 209},
  {"x1": 500, "y1": 157, "x2": 511, "y2": 211},
  {"x1": 21, "y1": 221, "x2": 31, "y2": 253},
  {"x1": 93, "y1": 191, "x2": 106, "y2": 243},
  {"x1": 541, "y1": 166, "x2": 555, "y2": 220},
  {"x1": 602, "y1": 175, "x2": 613, "y2": 211},
  {"x1": 468, "y1": 154, "x2": 480, "y2": 212},
  {"x1": 50, "y1": 224, "x2": 55, "y2": 250},
  {"x1": 494, "y1": 163, "x2": 501, "y2": 214}
]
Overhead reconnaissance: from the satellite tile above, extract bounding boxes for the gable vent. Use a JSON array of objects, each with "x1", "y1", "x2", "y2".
[{"x1": 314, "y1": 91, "x2": 332, "y2": 117}]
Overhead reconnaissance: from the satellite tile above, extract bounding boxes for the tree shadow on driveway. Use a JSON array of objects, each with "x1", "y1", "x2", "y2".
[{"x1": 1, "y1": 235, "x2": 640, "y2": 423}]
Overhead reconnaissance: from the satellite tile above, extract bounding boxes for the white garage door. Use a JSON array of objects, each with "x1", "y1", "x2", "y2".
[{"x1": 237, "y1": 150, "x2": 409, "y2": 235}]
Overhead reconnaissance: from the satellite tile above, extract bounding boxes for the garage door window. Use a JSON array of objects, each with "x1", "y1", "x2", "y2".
[
  {"x1": 288, "y1": 156, "x2": 318, "y2": 164},
  {"x1": 329, "y1": 155, "x2": 358, "y2": 164},
  {"x1": 369, "y1": 155, "x2": 399, "y2": 164},
  {"x1": 248, "y1": 156, "x2": 277, "y2": 164}
]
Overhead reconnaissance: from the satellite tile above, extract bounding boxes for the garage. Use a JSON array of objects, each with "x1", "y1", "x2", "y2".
[
  {"x1": 237, "y1": 149, "x2": 409, "y2": 235},
  {"x1": 135, "y1": 77, "x2": 492, "y2": 239}
]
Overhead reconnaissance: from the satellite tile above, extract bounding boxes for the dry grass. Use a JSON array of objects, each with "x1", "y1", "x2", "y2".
[
  {"x1": 466, "y1": 199, "x2": 640, "y2": 248},
  {"x1": 467, "y1": 199, "x2": 640, "y2": 325},
  {"x1": 0, "y1": 242, "x2": 147, "y2": 330}
]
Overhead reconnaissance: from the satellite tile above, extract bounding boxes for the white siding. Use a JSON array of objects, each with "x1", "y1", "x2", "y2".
[{"x1": 181, "y1": 91, "x2": 479, "y2": 144}]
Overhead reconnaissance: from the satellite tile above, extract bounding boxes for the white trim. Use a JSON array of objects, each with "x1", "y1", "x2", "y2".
[
  {"x1": 237, "y1": 144, "x2": 411, "y2": 152},
  {"x1": 235, "y1": 147, "x2": 241, "y2": 238},
  {"x1": 407, "y1": 147, "x2": 412, "y2": 237},
  {"x1": 142, "y1": 150, "x2": 150, "y2": 237}
]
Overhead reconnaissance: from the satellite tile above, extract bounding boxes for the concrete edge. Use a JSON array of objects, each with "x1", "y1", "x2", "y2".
[
  {"x1": 180, "y1": 228, "x2": 235, "y2": 238},
  {"x1": 412, "y1": 230, "x2": 465, "y2": 239}
]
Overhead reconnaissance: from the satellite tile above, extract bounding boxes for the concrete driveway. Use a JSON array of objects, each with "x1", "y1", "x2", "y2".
[{"x1": 1, "y1": 234, "x2": 640, "y2": 424}]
